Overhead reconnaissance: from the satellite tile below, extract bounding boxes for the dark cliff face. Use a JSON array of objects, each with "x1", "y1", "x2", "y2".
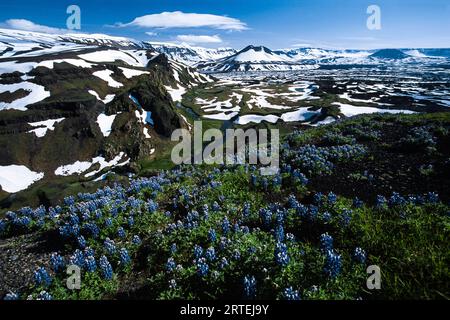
[
  {"x1": 129, "y1": 80, "x2": 182, "y2": 138},
  {"x1": 0, "y1": 49, "x2": 186, "y2": 179}
]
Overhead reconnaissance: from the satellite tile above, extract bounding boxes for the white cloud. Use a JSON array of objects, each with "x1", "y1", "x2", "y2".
[
  {"x1": 118, "y1": 11, "x2": 247, "y2": 31},
  {"x1": 3, "y1": 19, "x2": 66, "y2": 34},
  {"x1": 146, "y1": 31, "x2": 157, "y2": 36},
  {"x1": 176, "y1": 34, "x2": 222, "y2": 44}
]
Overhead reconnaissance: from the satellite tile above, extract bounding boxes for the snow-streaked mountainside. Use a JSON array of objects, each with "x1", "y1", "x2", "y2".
[
  {"x1": 0, "y1": 28, "x2": 143, "y2": 50},
  {"x1": 0, "y1": 28, "x2": 214, "y2": 193},
  {"x1": 197, "y1": 45, "x2": 319, "y2": 72},
  {"x1": 146, "y1": 42, "x2": 236, "y2": 66}
]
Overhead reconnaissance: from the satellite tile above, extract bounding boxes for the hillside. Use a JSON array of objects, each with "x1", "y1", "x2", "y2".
[{"x1": 1, "y1": 112, "x2": 449, "y2": 300}]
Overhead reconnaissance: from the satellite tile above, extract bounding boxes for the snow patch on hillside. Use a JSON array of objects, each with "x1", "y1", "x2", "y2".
[
  {"x1": 55, "y1": 152, "x2": 129, "y2": 177},
  {"x1": 96, "y1": 113, "x2": 120, "y2": 137},
  {"x1": 0, "y1": 82, "x2": 50, "y2": 111},
  {"x1": 119, "y1": 67, "x2": 149, "y2": 79},
  {"x1": 93, "y1": 70, "x2": 123, "y2": 88},
  {"x1": 0, "y1": 165, "x2": 44, "y2": 193},
  {"x1": 28, "y1": 118, "x2": 65, "y2": 137},
  {"x1": 88, "y1": 90, "x2": 115, "y2": 104}
]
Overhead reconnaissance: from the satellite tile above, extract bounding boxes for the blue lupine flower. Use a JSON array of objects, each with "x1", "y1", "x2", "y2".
[
  {"x1": 282, "y1": 287, "x2": 301, "y2": 300},
  {"x1": 287, "y1": 195, "x2": 299, "y2": 209},
  {"x1": 166, "y1": 257, "x2": 176, "y2": 272},
  {"x1": 388, "y1": 192, "x2": 406, "y2": 207},
  {"x1": 259, "y1": 208, "x2": 272, "y2": 226},
  {"x1": 170, "y1": 243, "x2": 177, "y2": 254},
  {"x1": 275, "y1": 242, "x2": 290, "y2": 266},
  {"x1": 0, "y1": 219, "x2": 7, "y2": 234},
  {"x1": 50, "y1": 253, "x2": 65, "y2": 273},
  {"x1": 205, "y1": 247, "x2": 216, "y2": 262},
  {"x1": 3, "y1": 292, "x2": 19, "y2": 300},
  {"x1": 286, "y1": 233, "x2": 295, "y2": 242},
  {"x1": 193, "y1": 245, "x2": 203, "y2": 259},
  {"x1": 313, "y1": 192, "x2": 323, "y2": 205},
  {"x1": 77, "y1": 235, "x2": 86, "y2": 249},
  {"x1": 243, "y1": 202, "x2": 251, "y2": 217},
  {"x1": 219, "y1": 237, "x2": 231, "y2": 250},
  {"x1": 243, "y1": 275, "x2": 256, "y2": 299},
  {"x1": 353, "y1": 247, "x2": 367, "y2": 264},
  {"x1": 104, "y1": 238, "x2": 116, "y2": 255},
  {"x1": 69, "y1": 249, "x2": 84, "y2": 267},
  {"x1": 322, "y1": 211, "x2": 332, "y2": 223},
  {"x1": 208, "y1": 228, "x2": 217, "y2": 242},
  {"x1": 128, "y1": 216, "x2": 134, "y2": 227},
  {"x1": 327, "y1": 192, "x2": 337, "y2": 204},
  {"x1": 232, "y1": 249, "x2": 241, "y2": 260},
  {"x1": 320, "y1": 233, "x2": 333, "y2": 251},
  {"x1": 212, "y1": 201, "x2": 220, "y2": 212},
  {"x1": 353, "y1": 197, "x2": 363, "y2": 208},
  {"x1": 169, "y1": 279, "x2": 177, "y2": 289},
  {"x1": 219, "y1": 257, "x2": 229, "y2": 269},
  {"x1": 221, "y1": 217, "x2": 230, "y2": 235},
  {"x1": 147, "y1": 199, "x2": 158, "y2": 213},
  {"x1": 34, "y1": 267, "x2": 52, "y2": 287},
  {"x1": 99, "y1": 255, "x2": 113, "y2": 280},
  {"x1": 292, "y1": 169, "x2": 308, "y2": 185},
  {"x1": 117, "y1": 226, "x2": 126, "y2": 238},
  {"x1": 105, "y1": 218, "x2": 113, "y2": 227},
  {"x1": 426, "y1": 192, "x2": 439, "y2": 204},
  {"x1": 84, "y1": 256, "x2": 97, "y2": 272},
  {"x1": 84, "y1": 247, "x2": 95, "y2": 258},
  {"x1": 196, "y1": 258, "x2": 209, "y2": 277},
  {"x1": 64, "y1": 196, "x2": 75, "y2": 206},
  {"x1": 119, "y1": 248, "x2": 131, "y2": 266},
  {"x1": 324, "y1": 250, "x2": 342, "y2": 278},
  {"x1": 274, "y1": 224, "x2": 285, "y2": 242},
  {"x1": 83, "y1": 223, "x2": 100, "y2": 238},
  {"x1": 296, "y1": 204, "x2": 308, "y2": 218},
  {"x1": 37, "y1": 291, "x2": 53, "y2": 300},
  {"x1": 132, "y1": 235, "x2": 142, "y2": 245},
  {"x1": 341, "y1": 209, "x2": 353, "y2": 226}
]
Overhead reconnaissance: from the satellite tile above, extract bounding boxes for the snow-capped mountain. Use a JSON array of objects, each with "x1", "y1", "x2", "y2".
[
  {"x1": 147, "y1": 42, "x2": 236, "y2": 66},
  {"x1": 197, "y1": 45, "x2": 318, "y2": 72},
  {"x1": 0, "y1": 28, "x2": 144, "y2": 50}
]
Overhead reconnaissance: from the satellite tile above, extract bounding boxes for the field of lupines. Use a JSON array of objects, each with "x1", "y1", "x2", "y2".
[{"x1": 1, "y1": 112, "x2": 449, "y2": 300}]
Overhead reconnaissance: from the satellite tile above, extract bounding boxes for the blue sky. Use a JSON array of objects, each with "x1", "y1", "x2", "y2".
[{"x1": 0, "y1": 0, "x2": 449, "y2": 49}]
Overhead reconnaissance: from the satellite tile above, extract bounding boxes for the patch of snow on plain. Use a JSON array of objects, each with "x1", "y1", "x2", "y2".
[
  {"x1": 0, "y1": 82, "x2": 50, "y2": 111},
  {"x1": 28, "y1": 118, "x2": 65, "y2": 137},
  {"x1": 0, "y1": 61, "x2": 37, "y2": 74},
  {"x1": 234, "y1": 114, "x2": 279, "y2": 125},
  {"x1": 280, "y1": 108, "x2": 318, "y2": 122},
  {"x1": 93, "y1": 70, "x2": 123, "y2": 88},
  {"x1": 203, "y1": 111, "x2": 239, "y2": 121},
  {"x1": 333, "y1": 102, "x2": 416, "y2": 117},
  {"x1": 0, "y1": 165, "x2": 44, "y2": 193}
]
